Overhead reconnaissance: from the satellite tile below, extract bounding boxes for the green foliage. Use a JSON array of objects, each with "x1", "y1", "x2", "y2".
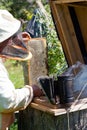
[
  {"x1": 0, "y1": 0, "x2": 33, "y2": 20},
  {"x1": 10, "y1": 119, "x2": 18, "y2": 130},
  {"x1": 34, "y1": 4, "x2": 67, "y2": 75},
  {"x1": 0, "y1": 0, "x2": 13, "y2": 10}
]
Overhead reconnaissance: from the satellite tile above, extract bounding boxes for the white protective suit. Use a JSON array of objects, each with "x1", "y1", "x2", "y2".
[{"x1": 0, "y1": 59, "x2": 33, "y2": 129}]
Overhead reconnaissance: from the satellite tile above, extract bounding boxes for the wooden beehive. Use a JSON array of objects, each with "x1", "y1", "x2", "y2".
[{"x1": 50, "y1": 0, "x2": 87, "y2": 66}]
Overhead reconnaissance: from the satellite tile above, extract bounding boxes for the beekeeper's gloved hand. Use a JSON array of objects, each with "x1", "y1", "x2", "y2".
[{"x1": 32, "y1": 84, "x2": 44, "y2": 97}]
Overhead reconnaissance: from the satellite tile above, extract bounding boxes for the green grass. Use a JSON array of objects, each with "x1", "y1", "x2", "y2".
[
  {"x1": 10, "y1": 119, "x2": 18, "y2": 130},
  {"x1": 4, "y1": 59, "x2": 24, "y2": 89}
]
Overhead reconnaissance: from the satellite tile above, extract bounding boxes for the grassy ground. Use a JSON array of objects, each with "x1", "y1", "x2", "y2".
[
  {"x1": 4, "y1": 59, "x2": 24, "y2": 130},
  {"x1": 4, "y1": 59, "x2": 24, "y2": 89}
]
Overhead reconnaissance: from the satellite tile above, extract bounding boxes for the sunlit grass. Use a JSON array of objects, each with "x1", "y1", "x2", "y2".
[{"x1": 4, "y1": 59, "x2": 24, "y2": 89}]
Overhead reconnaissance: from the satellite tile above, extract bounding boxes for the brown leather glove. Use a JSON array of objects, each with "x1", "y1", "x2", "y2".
[{"x1": 32, "y1": 84, "x2": 44, "y2": 97}]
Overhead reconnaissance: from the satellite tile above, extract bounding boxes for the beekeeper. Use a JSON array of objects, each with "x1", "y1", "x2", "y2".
[{"x1": 0, "y1": 9, "x2": 42, "y2": 130}]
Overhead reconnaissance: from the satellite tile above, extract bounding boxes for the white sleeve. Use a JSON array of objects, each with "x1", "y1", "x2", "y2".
[
  {"x1": 0, "y1": 79, "x2": 33, "y2": 113},
  {"x1": 0, "y1": 59, "x2": 33, "y2": 113}
]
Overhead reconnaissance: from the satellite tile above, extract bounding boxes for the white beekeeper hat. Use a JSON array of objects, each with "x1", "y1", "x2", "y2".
[
  {"x1": 0, "y1": 9, "x2": 21, "y2": 43},
  {"x1": 0, "y1": 9, "x2": 32, "y2": 61}
]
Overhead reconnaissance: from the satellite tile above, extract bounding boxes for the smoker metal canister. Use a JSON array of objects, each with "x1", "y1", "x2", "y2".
[{"x1": 57, "y1": 75, "x2": 74, "y2": 104}]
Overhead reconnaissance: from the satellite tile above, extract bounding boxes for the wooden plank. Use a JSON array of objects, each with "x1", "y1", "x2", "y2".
[
  {"x1": 30, "y1": 97, "x2": 87, "y2": 116},
  {"x1": 62, "y1": 6, "x2": 84, "y2": 64},
  {"x1": 33, "y1": 96, "x2": 60, "y2": 109},
  {"x1": 67, "y1": 3, "x2": 87, "y2": 7},
  {"x1": 52, "y1": 0, "x2": 87, "y2": 4},
  {"x1": 30, "y1": 102, "x2": 66, "y2": 116},
  {"x1": 50, "y1": 1, "x2": 84, "y2": 65},
  {"x1": 75, "y1": 7, "x2": 87, "y2": 52}
]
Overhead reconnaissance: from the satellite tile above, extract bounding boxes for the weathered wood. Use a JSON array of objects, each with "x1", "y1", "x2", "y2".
[
  {"x1": 50, "y1": 0, "x2": 87, "y2": 65},
  {"x1": 28, "y1": 38, "x2": 48, "y2": 86},
  {"x1": 31, "y1": 97, "x2": 87, "y2": 116},
  {"x1": 18, "y1": 94, "x2": 87, "y2": 129},
  {"x1": 22, "y1": 38, "x2": 48, "y2": 86},
  {"x1": 18, "y1": 105, "x2": 87, "y2": 130},
  {"x1": 53, "y1": 0, "x2": 87, "y2": 4},
  {"x1": 75, "y1": 7, "x2": 87, "y2": 51}
]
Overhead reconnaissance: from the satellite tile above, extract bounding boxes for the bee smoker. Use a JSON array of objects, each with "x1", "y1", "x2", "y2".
[
  {"x1": 57, "y1": 75, "x2": 74, "y2": 105},
  {"x1": 38, "y1": 74, "x2": 74, "y2": 106},
  {"x1": 38, "y1": 76, "x2": 60, "y2": 105}
]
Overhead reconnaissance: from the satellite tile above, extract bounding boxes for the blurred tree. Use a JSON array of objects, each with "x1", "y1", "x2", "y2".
[{"x1": 0, "y1": 0, "x2": 33, "y2": 20}]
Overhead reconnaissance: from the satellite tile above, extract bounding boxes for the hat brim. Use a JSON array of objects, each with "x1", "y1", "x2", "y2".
[
  {"x1": 0, "y1": 51, "x2": 32, "y2": 61},
  {"x1": 0, "y1": 10, "x2": 21, "y2": 43}
]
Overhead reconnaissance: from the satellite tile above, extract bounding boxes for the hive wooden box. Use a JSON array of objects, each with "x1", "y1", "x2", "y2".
[{"x1": 50, "y1": 0, "x2": 87, "y2": 66}]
